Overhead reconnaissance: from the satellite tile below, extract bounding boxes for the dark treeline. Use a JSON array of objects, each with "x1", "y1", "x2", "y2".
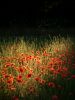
[{"x1": 0, "y1": 27, "x2": 74, "y2": 41}]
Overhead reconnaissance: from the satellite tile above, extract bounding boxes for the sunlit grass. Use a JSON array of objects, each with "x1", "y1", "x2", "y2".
[{"x1": 0, "y1": 35, "x2": 75, "y2": 100}]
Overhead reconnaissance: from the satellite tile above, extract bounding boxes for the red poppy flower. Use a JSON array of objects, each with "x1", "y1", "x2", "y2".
[
  {"x1": 43, "y1": 50, "x2": 49, "y2": 56},
  {"x1": 12, "y1": 96, "x2": 19, "y2": 100},
  {"x1": 35, "y1": 77, "x2": 40, "y2": 81},
  {"x1": 28, "y1": 86, "x2": 35, "y2": 93},
  {"x1": 26, "y1": 73, "x2": 32, "y2": 78},
  {"x1": 61, "y1": 73, "x2": 68, "y2": 78},
  {"x1": 62, "y1": 67, "x2": 68, "y2": 72},
  {"x1": 16, "y1": 75, "x2": 23, "y2": 83},
  {"x1": 7, "y1": 76, "x2": 14, "y2": 85},
  {"x1": 2, "y1": 73, "x2": 9, "y2": 78},
  {"x1": 39, "y1": 79, "x2": 46, "y2": 85},
  {"x1": 71, "y1": 75, "x2": 75, "y2": 79},
  {"x1": 48, "y1": 82, "x2": 55, "y2": 88},
  {"x1": 5, "y1": 62, "x2": 14, "y2": 67},
  {"x1": 18, "y1": 67, "x2": 25, "y2": 73},
  {"x1": 52, "y1": 95, "x2": 58, "y2": 100}
]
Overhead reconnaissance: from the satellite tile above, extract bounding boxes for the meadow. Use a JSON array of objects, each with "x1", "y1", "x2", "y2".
[{"x1": 0, "y1": 34, "x2": 75, "y2": 100}]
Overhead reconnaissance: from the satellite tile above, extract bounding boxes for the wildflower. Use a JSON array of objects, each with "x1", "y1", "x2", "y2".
[
  {"x1": 68, "y1": 59, "x2": 72, "y2": 65},
  {"x1": 62, "y1": 67, "x2": 68, "y2": 72},
  {"x1": 71, "y1": 75, "x2": 75, "y2": 79},
  {"x1": 49, "y1": 67, "x2": 55, "y2": 72},
  {"x1": 72, "y1": 64, "x2": 75, "y2": 69},
  {"x1": 7, "y1": 79, "x2": 13, "y2": 85},
  {"x1": 7, "y1": 74, "x2": 14, "y2": 85},
  {"x1": 28, "y1": 86, "x2": 35, "y2": 94},
  {"x1": 48, "y1": 82, "x2": 55, "y2": 88},
  {"x1": 36, "y1": 60, "x2": 41, "y2": 64},
  {"x1": 26, "y1": 55, "x2": 33, "y2": 61},
  {"x1": 39, "y1": 79, "x2": 46, "y2": 85},
  {"x1": 31, "y1": 50, "x2": 34, "y2": 54},
  {"x1": 35, "y1": 77, "x2": 40, "y2": 81},
  {"x1": 12, "y1": 96, "x2": 19, "y2": 100},
  {"x1": 43, "y1": 50, "x2": 49, "y2": 56},
  {"x1": 61, "y1": 73, "x2": 68, "y2": 79},
  {"x1": 36, "y1": 51, "x2": 40, "y2": 55},
  {"x1": 3, "y1": 74, "x2": 9, "y2": 78},
  {"x1": 53, "y1": 70, "x2": 59, "y2": 76},
  {"x1": 59, "y1": 54, "x2": 65, "y2": 58},
  {"x1": 16, "y1": 75, "x2": 23, "y2": 83},
  {"x1": 18, "y1": 67, "x2": 25, "y2": 73},
  {"x1": 5, "y1": 62, "x2": 14, "y2": 67},
  {"x1": 26, "y1": 73, "x2": 32, "y2": 78},
  {"x1": 52, "y1": 95, "x2": 58, "y2": 100}
]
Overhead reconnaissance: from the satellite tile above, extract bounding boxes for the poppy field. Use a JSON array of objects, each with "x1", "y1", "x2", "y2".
[{"x1": 0, "y1": 35, "x2": 75, "y2": 100}]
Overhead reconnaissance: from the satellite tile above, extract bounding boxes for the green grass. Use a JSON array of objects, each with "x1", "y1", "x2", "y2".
[{"x1": 0, "y1": 34, "x2": 75, "y2": 100}]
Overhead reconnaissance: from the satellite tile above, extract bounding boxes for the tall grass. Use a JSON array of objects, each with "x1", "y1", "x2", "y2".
[{"x1": 0, "y1": 35, "x2": 75, "y2": 100}]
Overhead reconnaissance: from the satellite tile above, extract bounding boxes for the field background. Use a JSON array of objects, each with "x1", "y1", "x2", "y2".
[{"x1": 0, "y1": 0, "x2": 75, "y2": 100}]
